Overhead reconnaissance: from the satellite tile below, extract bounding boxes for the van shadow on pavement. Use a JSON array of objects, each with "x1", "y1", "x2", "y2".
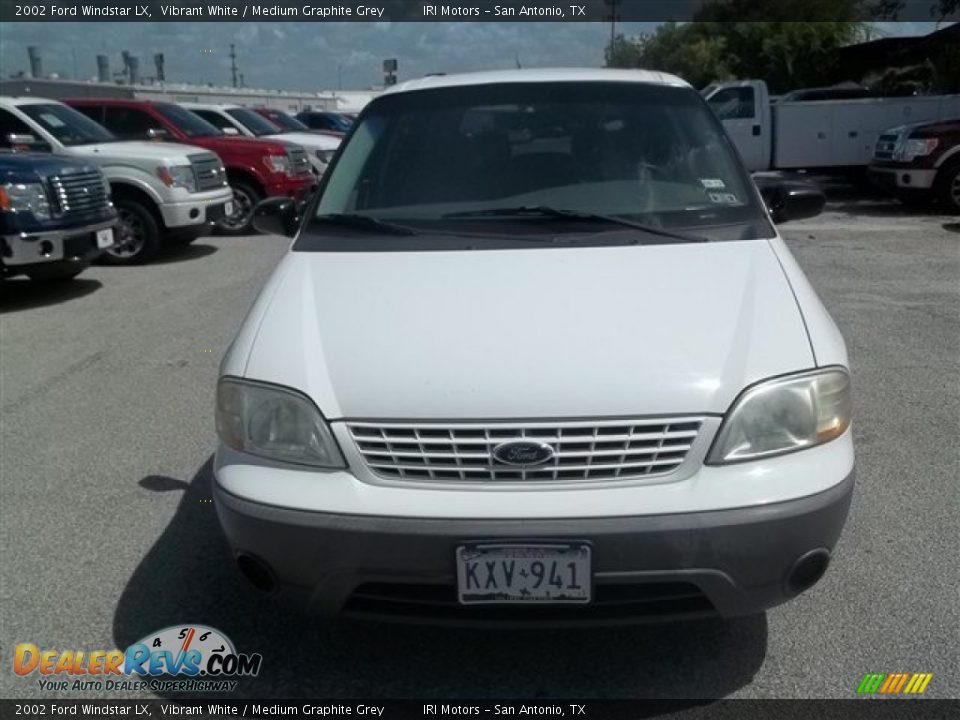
[{"x1": 114, "y1": 457, "x2": 767, "y2": 703}]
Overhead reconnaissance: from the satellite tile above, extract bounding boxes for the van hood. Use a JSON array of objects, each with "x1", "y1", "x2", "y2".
[
  {"x1": 68, "y1": 140, "x2": 202, "y2": 164},
  {"x1": 242, "y1": 239, "x2": 815, "y2": 419},
  {"x1": 267, "y1": 131, "x2": 339, "y2": 151}
]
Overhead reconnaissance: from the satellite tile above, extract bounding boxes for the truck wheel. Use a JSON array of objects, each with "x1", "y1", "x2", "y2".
[
  {"x1": 25, "y1": 262, "x2": 86, "y2": 282},
  {"x1": 104, "y1": 198, "x2": 162, "y2": 265},
  {"x1": 216, "y1": 182, "x2": 261, "y2": 235},
  {"x1": 935, "y1": 161, "x2": 960, "y2": 214}
]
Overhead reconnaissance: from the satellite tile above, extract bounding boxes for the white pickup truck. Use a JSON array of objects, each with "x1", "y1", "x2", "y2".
[
  {"x1": 180, "y1": 102, "x2": 339, "y2": 177},
  {"x1": 0, "y1": 96, "x2": 234, "y2": 264},
  {"x1": 704, "y1": 80, "x2": 960, "y2": 173}
]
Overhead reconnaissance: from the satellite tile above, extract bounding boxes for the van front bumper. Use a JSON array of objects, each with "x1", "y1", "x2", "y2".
[{"x1": 213, "y1": 471, "x2": 854, "y2": 625}]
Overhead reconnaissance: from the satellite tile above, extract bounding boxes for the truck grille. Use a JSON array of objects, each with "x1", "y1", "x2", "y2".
[
  {"x1": 286, "y1": 146, "x2": 311, "y2": 176},
  {"x1": 48, "y1": 169, "x2": 110, "y2": 217},
  {"x1": 189, "y1": 153, "x2": 227, "y2": 191},
  {"x1": 874, "y1": 133, "x2": 901, "y2": 161},
  {"x1": 347, "y1": 418, "x2": 703, "y2": 483}
]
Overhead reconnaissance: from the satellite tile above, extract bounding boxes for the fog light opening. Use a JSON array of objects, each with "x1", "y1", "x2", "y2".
[
  {"x1": 236, "y1": 553, "x2": 277, "y2": 593},
  {"x1": 189, "y1": 208, "x2": 200, "y2": 219},
  {"x1": 39, "y1": 240, "x2": 54, "y2": 257},
  {"x1": 786, "y1": 549, "x2": 831, "y2": 596}
]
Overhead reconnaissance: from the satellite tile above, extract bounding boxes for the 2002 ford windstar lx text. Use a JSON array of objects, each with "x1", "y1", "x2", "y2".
[{"x1": 213, "y1": 69, "x2": 855, "y2": 624}]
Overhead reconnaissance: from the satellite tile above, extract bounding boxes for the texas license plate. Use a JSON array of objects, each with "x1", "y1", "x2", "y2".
[
  {"x1": 456, "y1": 543, "x2": 591, "y2": 604},
  {"x1": 95, "y1": 228, "x2": 114, "y2": 249}
]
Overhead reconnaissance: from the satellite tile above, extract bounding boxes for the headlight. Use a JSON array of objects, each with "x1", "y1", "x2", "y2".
[
  {"x1": 264, "y1": 154, "x2": 292, "y2": 175},
  {"x1": 156, "y1": 165, "x2": 197, "y2": 192},
  {"x1": 216, "y1": 378, "x2": 345, "y2": 468},
  {"x1": 894, "y1": 138, "x2": 938, "y2": 162},
  {"x1": 0, "y1": 182, "x2": 51, "y2": 219},
  {"x1": 707, "y1": 368, "x2": 851, "y2": 464},
  {"x1": 315, "y1": 149, "x2": 336, "y2": 163}
]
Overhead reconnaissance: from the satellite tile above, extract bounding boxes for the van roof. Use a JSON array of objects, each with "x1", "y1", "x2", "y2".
[{"x1": 383, "y1": 68, "x2": 691, "y2": 97}]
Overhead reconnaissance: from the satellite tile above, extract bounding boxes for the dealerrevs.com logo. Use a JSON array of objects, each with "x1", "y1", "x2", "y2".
[{"x1": 14, "y1": 624, "x2": 262, "y2": 693}]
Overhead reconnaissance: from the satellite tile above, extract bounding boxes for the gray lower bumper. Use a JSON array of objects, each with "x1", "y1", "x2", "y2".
[
  {"x1": 2, "y1": 219, "x2": 115, "y2": 266},
  {"x1": 214, "y1": 472, "x2": 854, "y2": 625}
]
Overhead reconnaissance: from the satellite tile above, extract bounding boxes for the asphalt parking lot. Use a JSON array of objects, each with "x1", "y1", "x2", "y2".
[{"x1": 1, "y1": 195, "x2": 958, "y2": 704}]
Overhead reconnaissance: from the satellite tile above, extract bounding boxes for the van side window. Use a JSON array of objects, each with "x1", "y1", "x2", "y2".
[{"x1": 708, "y1": 87, "x2": 755, "y2": 121}]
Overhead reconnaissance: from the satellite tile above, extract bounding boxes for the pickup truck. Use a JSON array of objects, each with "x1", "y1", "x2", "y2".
[
  {"x1": 2, "y1": 151, "x2": 117, "y2": 281},
  {"x1": 67, "y1": 99, "x2": 317, "y2": 234},
  {"x1": 867, "y1": 118, "x2": 960, "y2": 212},
  {"x1": 1, "y1": 96, "x2": 233, "y2": 264},
  {"x1": 704, "y1": 80, "x2": 960, "y2": 173},
  {"x1": 179, "y1": 103, "x2": 339, "y2": 177}
]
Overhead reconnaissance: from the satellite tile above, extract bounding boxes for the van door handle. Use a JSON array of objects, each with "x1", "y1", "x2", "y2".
[{"x1": 752, "y1": 124, "x2": 761, "y2": 136}]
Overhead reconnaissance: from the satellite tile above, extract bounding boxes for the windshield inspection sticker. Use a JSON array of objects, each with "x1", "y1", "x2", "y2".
[
  {"x1": 708, "y1": 192, "x2": 739, "y2": 204},
  {"x1": 700, "y1": 178, "x2": 726, "y2": 189}
]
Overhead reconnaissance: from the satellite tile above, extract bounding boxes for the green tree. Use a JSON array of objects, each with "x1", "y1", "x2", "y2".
[{"x1": 606, "y1": 21, "x2": 868, "y2": 93}]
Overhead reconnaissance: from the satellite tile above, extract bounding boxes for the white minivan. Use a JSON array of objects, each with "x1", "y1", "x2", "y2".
[{"x1": 214, "y1": 69, "x2": 854, "y2": 624}]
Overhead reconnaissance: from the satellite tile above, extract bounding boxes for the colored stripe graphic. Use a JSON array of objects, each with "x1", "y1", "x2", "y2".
[
  {"x1": 857, "y1": 672, "x2": 932, "y2": 694},
  {"x1": 857, "y1": 673, "x2": 886, "y2": 694}
]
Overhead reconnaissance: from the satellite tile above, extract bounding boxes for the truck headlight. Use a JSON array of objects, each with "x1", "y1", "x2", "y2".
[
  {"x1": 707, "y1": 368, "x2": 851, "y2": 464},
  {"x1": 264, "y1": 154, "x2": 292, "y2": 175},
  {"x1": 216, "y1": 378, "x2": 345, "y2": 468},
  {"x1": 0, "y1": 182, "x2": 51, "y2": 219},
  {"x1": 894, "y1": 138, "x2": 938, "y2": 162},
  {"x1": 156, "y1": 165, "x2": 197, "y2": 192}
]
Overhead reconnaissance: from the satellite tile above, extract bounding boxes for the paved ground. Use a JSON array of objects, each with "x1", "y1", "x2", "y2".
[{"x1": 1, "y1": 199, "x2": 958, "y2": 704}]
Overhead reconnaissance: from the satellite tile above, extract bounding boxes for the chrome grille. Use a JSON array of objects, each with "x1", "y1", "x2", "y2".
[
  {"x1": 874, "y1": 133, "x2": 900, "y2": 161},
  {"x1": 49, "y1": 169, "x2": 109, "y2": 217},
  {"x1": 286, "y1": 146, "x2": 311, "y2": 176},
  {"x1": 189, "y1": 153, "x2": 227, "y2": 191},
  {"x1": 347, "y1": 418, "x2": 703, "y2": 483}
]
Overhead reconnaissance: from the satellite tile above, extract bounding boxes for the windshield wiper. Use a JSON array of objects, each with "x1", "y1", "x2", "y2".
[
  {"x1": 314, "y1": 213, "x2": 419, "y2": 236},
  {"x1": 442, "y1": 205, "x2": 708, "y2": 244}
]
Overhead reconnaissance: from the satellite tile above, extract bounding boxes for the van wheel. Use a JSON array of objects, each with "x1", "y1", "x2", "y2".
[
  {"x1": 103, "y1": 198, "x2": 162, "y2": 265},
  {"x1": 935, "y1": 161, "x2": 960, "y2": 214},
  {"x1": 216, "y1": 182, "x2": 261, "y2": 235}
]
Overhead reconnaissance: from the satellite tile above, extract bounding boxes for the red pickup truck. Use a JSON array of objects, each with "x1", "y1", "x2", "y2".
[{"x1": 68, "y1": 99, "x2": 316, "y2": 234}]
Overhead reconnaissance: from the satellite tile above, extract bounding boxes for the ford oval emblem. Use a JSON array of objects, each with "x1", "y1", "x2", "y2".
[{"x1": 492, "y1": 440, "x2": 555, "y2": 467}]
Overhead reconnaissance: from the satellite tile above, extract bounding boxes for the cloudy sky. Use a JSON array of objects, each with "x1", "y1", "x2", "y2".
[{"x1": 0, "y1": 21, "x2": 946, "y2": 91}]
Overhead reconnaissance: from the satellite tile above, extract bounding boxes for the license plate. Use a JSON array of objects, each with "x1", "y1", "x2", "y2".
[
  {"x1": 456, "y1": 543, "x2": 591, "y2": 604},
  {"x1": 95, "y1": 228, "x2": 114, "y2": 249},
  {"x1": 224, "y1": 200, "x2": 235, "y2": 216}
]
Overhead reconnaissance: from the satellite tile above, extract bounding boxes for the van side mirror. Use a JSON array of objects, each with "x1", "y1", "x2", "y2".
[
  {"x1": 252, "y1": 197, "x2": 301, "y2": 237},
  {"x1": 754, "y1": 177, "x2": 825, "y2": 224},
  {"x1": 7, "y1": 133, "x2": 51, "y2": 153}
]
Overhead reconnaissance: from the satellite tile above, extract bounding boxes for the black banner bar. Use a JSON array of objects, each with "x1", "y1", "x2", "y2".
[
  {"x1": 1, "y1": 700, "x2": 959, "y2": 719},
  {"x1": 1, "y1": 0, "x2": 957, "y2": 22}
]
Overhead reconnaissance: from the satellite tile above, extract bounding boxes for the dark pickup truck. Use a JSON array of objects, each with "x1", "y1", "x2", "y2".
[
  {"x1": 1, "y1": 152, "x2": 117, "y2": 281},
  {"x1": 868, "y1": 118, "x2": 960, "y2": 213}
]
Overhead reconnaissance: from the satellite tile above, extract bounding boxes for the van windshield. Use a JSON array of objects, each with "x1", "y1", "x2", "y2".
[{"x1": 314, "y1": 82, "x2": 769, "y2": 239}]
